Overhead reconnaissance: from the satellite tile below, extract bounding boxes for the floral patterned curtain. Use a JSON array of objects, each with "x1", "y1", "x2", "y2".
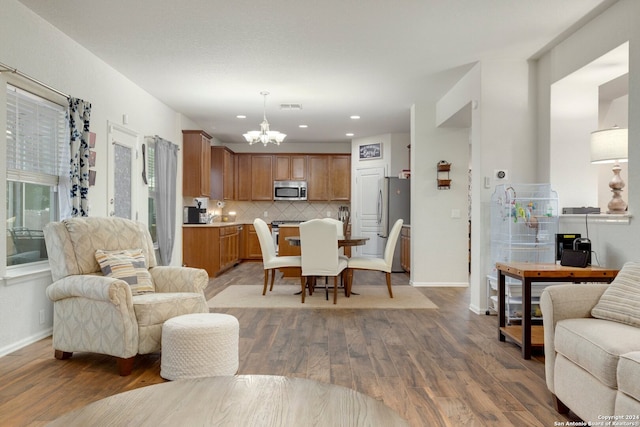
[{"x1": 68, "y1": 98, "x2": 91, "y2": 217}]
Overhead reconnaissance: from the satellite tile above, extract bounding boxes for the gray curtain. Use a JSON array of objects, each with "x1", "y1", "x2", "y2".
[
  {"x1": 155, "y1": 136, "x2": 178, "y2": 265},
  {"x1": 68, "y1": 98, "x2": 91, "y2": 217}
]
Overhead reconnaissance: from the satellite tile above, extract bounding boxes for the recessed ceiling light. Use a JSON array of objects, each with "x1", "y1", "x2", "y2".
[
  {"x1": 236, "y1": 115, "x2": 246, "y2": 119},
  {"x1": 299, "y1": 124, "x2": 308, "y2": 128},
  {"x1": 350, "y1": 115, "x2": 360, "y2": 120},
  {"x1": 346, "y1": 133, "x2": 354, "y2": 137}
]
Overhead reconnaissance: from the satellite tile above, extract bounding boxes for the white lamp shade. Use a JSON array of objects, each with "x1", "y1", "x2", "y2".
[{"x1": 590, "y1": 127, "x2": 628, "y2": 163}]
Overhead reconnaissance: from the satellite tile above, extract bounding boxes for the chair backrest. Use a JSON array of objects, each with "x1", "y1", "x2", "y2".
[
  {"x1": 44, "y1": 217, "x2": 157, "y2": 282},
  {"x1": 383, "y1": 219, "x2": 404, "y2": 266},
  {"x1": 322, "y1": 218, "x2": 344, "y2": 237},
  {"x1": 322, "y1": 218, "x2": 345, "y2": 255},
  {"x1": 253, "y1": 218, "x2": 276, "y2": 263},
  {"x1": 299, "y1": 219, "x2": 340, "y2": 276}
]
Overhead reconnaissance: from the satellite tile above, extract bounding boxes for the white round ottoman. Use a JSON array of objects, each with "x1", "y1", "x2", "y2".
[{"x1": 161, "y1": 313, "x2": 239, "y2": 381}]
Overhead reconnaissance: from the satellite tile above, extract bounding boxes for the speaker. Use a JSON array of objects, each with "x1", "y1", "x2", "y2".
[
  {"x1": 556, "y1": 233, "x2": 581, "y2": 261},
  {"x1": 573, "y1": 238, "x2": 592, "y2": 265},
  {"x1": 560, "y1": 249, "x2": 590, "y2": 268}
]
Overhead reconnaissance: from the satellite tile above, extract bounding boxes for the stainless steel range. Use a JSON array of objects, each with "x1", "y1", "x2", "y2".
[{"x1": 270, "y1": 220, "x2": 305, "y2": 255}]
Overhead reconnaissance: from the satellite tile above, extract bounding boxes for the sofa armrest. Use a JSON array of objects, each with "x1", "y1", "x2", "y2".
[
  {"x1": 540, "y1": 283, "x2": 608, "y2": 394},
  {"x1": 149, "y1": 266, "x2": 209, "y2": 294},
  {"x1": 46, "y1": 274, "x2": 133, "y2": 307}
]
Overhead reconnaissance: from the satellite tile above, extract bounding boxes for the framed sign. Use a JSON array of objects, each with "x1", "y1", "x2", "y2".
[{"x1": 359, "y1": 142, "x2": 382, "y2": 160}]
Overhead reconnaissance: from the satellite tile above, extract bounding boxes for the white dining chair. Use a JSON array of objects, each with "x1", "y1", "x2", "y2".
[
  {"x1": 254, "y1": 218, "x2": 302, "y2": 295},
  {"x1": 347, "y1": 219, "x2": 404, "y2": 298},
  {"x1": 299, "y1": 219, "x2": 348, "y2": 304}
]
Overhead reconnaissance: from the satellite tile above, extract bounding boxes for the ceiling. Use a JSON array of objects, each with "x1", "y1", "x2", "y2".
[{"x1": 19, "y1": 0, "x2": 613, "y2": 145}]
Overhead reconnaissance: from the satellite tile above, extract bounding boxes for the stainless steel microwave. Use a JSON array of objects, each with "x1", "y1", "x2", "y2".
[{"x1": 273, "y1": 180, "x2": 307, "y2": 201}]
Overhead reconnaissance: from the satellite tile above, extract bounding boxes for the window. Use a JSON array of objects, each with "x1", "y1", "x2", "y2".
[
  {"x1": 146, "y1": 139, "x2": 157, "y2": 244},
  {"x1": 5, "y1": 85, "x2": 68, "y2": 266}
]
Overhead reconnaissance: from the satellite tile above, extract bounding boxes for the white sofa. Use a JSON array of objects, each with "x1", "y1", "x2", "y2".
[
  {"x1": 540, "y1": 262, "x2": 640, "y2": 422},
  {"x1": 44, "y1": 217, "x2": 209, "y2": 375}
]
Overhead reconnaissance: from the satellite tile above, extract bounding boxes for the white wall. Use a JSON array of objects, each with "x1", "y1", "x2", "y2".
[
  {"x1": 0, "y1": 0, "x2": 195, "y2": 355},
  {"x1": 412, "y1": 68, "x2": 473, "y2": 287},
  {"x1": 537, "y1": 0, "x2": 640, "y2": 268},
  {"x1": 432, "y1": 60, "x2": 537, "y2": 312}
]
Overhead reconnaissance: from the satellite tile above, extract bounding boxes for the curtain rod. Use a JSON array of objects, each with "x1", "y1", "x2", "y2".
[{"x1": 0, "y1": 61, "x2": 70, "y2": 99}]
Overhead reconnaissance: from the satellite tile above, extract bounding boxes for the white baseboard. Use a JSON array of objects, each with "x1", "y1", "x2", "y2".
[
  {"x1": 0, "y1": 328, "x2": 52, "y2": 358},
  {"x1": 411, "y1": 281, "x2": 469, "y2": 287}
]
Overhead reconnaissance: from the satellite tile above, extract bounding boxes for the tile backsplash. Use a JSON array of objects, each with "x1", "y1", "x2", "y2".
[{"x1": 182, "y1": 198, "x2": 350, "y2": 223}]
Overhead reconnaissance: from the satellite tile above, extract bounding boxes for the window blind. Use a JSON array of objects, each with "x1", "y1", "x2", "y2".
[{"x1": 6, "y1": 85, "x2": 68, "y2": 185}]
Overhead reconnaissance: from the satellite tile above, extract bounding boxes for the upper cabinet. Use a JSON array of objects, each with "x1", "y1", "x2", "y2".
[
  {"x1": 329, "y1": 155, "x2": 351, "y2": 201},
  {"x1": 210, "y1": 146, "x2": 234, "y2": 200},
  {"x1": 274, "y1": 155, "x2": 307, "y2": 181},
  {"x1": 208, "y1": 150, "x2": 351, "y2": 202},
  {"x1": 250, "y1": 155, "x2": 273, "y2": 201},
  {"x1": 182, "y1": 130, "x2": 211, "y2": 197},
  {"x1": 235, "y1": 154, "x2": 252, "y2": 201},
  {"x1": 308, "y1": 154, "x2": 351, "y2": 201}
]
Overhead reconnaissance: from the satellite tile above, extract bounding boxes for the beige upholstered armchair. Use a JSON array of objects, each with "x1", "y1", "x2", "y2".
[{"x1": 44, "y1": 217, "x2": 209, "y2": 375}]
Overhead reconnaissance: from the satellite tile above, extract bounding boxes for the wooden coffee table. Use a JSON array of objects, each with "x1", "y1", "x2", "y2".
[{"x1": 49, "y1": 375, "x2": 409, "y2": 426}]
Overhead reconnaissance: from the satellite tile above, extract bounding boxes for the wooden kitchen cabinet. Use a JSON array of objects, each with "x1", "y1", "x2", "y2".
[
  {"x1": 329, "y1": 155, "x2": 351, "y2": 200},
  {"x1": 251, "y1": 155, "x2": 273, "y2": 200},
  {"x1": 235, "y1": 154, "x2": 252, "y2": 201},
  {"x1": 210, "y1": 146, "x2": 234, "y2": 200},
  {"x1": 307, "y1": 154, "x2": 351, "y2": 201},
  {"x1": 400, "y1": 225, "x2": 410, "y2": 273},
  {"x1": 278, "y1": 225, "x2": 302, "y2": 277},
  {"x1": 183, "y1": 225, "x2": 240, "y2": 277},
  {"x1": 182, "y1": 130, "x2": 211, "y2": 197},
  {"x1": 307, "y1": 155, "x2": 329, "y2": 200},
  {"x1": 219, "y1": 225, "x2": 240, "y2": 272},
  {"x1": 242, "y1": 223, "x2": 264, "y2": 260},
  {"x1": 274, "y1": 155, "x2": 307, "y2": 181}
]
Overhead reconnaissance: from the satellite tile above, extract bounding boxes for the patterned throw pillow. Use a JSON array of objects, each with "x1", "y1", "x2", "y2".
[
  {"x1": 591, "y1": 261, "x2": 640, "y2": 327},
  {"x1": 95, "y1": 249, "x2": 155, "y2": 295}
]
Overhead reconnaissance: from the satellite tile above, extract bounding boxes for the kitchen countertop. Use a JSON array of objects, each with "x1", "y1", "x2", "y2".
[{"x1": 183, "y1": 222, "x2": 246, "y2": 227}]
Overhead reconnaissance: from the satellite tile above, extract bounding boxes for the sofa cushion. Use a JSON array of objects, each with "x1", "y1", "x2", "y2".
[
  {"x1": 592, "y1": 261, "x2": 640, "y2": 327},
  {"x1": 132, "y1": 292, "x2": 208, "y2": 354},
  {"x1": 555, "y1": 318, "x2": 640, "y2": 388},
  {"x1": 618, "y1": 351, "x2": 640, "y2": 402},
  {"x1": 95, "y1": 249, "x2": 155, "y2": 295}
]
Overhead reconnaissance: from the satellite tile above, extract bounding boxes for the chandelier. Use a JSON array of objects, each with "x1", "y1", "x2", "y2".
[{"x1": 243, "y1": 91, "x2": 286, "y2": 146}]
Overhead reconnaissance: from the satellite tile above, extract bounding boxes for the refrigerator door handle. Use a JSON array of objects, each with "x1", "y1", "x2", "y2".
[
  {"x1": 377, "y1": 188, "x2": 382, "y2": 225},
  {"x1": 377, "y1": 186, "x2": 388, "y2": 238}
]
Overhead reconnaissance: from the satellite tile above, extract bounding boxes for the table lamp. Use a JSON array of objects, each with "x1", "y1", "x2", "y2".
[{"x1": 590, "y1": 126, "x2": 628, "y2": 214}]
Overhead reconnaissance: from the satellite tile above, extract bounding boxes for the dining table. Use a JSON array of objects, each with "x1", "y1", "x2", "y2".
[
  {"x1": 285, "y1": 235, "x2": 369, "y2": 297},
  {"x1": 284, "y1": 234, "x2": 369, "y2": 248}
]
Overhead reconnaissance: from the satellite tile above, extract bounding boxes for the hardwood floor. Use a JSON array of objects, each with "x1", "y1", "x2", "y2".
[{"x1": 0, "y1": 262, "x2": 578, "y2": 426}]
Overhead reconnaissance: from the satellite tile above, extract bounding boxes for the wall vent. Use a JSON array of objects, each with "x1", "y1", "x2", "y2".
[{"x1": 280, "y1": 103, "x2": 303, "y2": 110}]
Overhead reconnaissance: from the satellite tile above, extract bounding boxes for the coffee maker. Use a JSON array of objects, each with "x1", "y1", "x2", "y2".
[{"x1": 184, "y1": 198, "x2": 208, "y2": 224}]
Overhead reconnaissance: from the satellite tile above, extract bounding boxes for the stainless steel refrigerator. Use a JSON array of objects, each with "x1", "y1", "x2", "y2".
[{"x1": 377, "y1": 177, "x2": 410, "y2": 272}]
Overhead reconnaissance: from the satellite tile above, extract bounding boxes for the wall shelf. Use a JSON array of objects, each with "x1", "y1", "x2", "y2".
[{"x1": 437, "y1": 161, "x2": 451, "y2": 189}]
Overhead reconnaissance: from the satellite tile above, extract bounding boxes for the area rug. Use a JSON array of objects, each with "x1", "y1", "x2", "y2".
[{"x1": 207, "y1": 284, "x2": 438, "y2": 309}]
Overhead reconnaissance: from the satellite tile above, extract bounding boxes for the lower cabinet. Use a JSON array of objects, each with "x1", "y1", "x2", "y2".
[
  {"x1": 400, "y1": 226, "x2": 410, "y2": 273},
  {"x1": 242, "y1": 224, "x2": 263, "y2": 260},
  {"x1": 183, "y1": 225, "x2": 241, "y2": 277},
  {"x1": 278, "y1": 226, "x2": 302, "y2": 277}
]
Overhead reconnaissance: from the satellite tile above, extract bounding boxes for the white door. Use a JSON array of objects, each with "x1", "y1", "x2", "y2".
[
  {"x1": 107, "y1": 122, "x2": 139, "y2": 219},
  {"x1": 354, "y1": 167, "x2": 385, "y2": 257}
]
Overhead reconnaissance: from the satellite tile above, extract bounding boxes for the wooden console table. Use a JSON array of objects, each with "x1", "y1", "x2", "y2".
[{"x1": 496, "y1": 262, "x2": 618, "y2": 359}]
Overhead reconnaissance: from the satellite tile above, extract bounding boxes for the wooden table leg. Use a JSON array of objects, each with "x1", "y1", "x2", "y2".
[
  {"x1": 498, "y1": 271, "x2": 506, "y2": 342},
  {"x1": 522, "y1": 278, "x2": 532, "y2": 359}
]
